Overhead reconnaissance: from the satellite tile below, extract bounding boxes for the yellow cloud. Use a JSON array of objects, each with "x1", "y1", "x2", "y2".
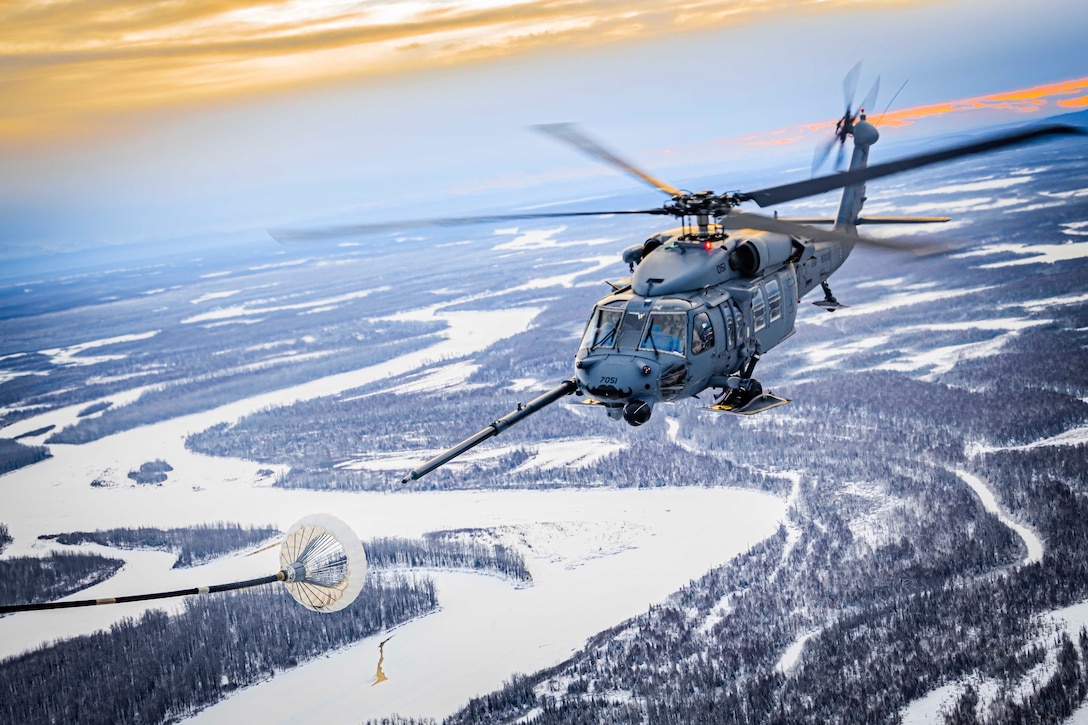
[{"x1": 0, "y1": 0, "x2": 915, "y2": 148}]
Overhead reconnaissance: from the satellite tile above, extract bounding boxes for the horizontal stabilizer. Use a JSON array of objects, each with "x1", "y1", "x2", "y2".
[
  {"x1": 780, "y1": 216, "x2": 950, "y2": 225},
  {"x1": 706, "y1": 393, "x2": 791, "y2": 415}
]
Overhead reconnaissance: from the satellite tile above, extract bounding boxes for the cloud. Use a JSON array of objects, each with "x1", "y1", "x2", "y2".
[
  {"x1": 725, "y1": 77, "x2": 1088, "y2": 150},
  {"x1": 0, "y1": 0, "x2": 917, "y2": 147}
]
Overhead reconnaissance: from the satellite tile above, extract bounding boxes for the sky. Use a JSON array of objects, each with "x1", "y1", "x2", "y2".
[{"x1": 2, "y1": 0, "x2": 1088, "y2": 258}]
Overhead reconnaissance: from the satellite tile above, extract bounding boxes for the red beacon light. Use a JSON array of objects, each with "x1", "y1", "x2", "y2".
[{"x1": 704, "y1": 240, "x2": 713, "y2": 251}]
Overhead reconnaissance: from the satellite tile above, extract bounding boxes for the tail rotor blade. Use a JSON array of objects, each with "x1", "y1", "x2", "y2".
[
  {"x1": 842, "y1": 61, "x2": 862, "y2": 115},
  {"x1": 861, "y1": 76, "x2": 881, "y2": 118},
  {"x1": 812, "y1": 136, "x2": 838, "y2": 176}
]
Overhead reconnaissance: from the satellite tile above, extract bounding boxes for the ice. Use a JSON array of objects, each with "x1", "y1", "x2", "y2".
[
  {"x1": 492, "y1": 226, "x2": 616, "y2": 252},
  {"x1": 510, "y1": 438, "x2": 625, "y2": 473},
  {"x1": 806, "y1": 287, "x2": 991, "y2": 326},
  {"x1": 954, "y1": 241, "x2": 1088, "y2": 268},
  {"x1": 507, "y1": 255, "x2": 620, "y2": 291},
  {"x1": 904, "y1": 176, "x2": 1033, "y2": 195},
  {"x1": 39, "y1": 330, "x2": 161, "y2": 367},
  {"x1": 1007, "y1": 201, "x2": 1067, "y2": 213},
  {"x1": 875, "y1": 331, "x2": 1017, "y2": 378},
  {"x1": 954, "y1": 469, "x2": 1043, "y2": 566},
  {"x1": 180, "y1": 287, "x2": 391, "y2": 324},
  {"x1": 972, "y1": 424, "x2": 1088, "y2": 455},
  {"x1": 897, "y1": 197, "x2": 1024, "y2": 215},
  {"x1": 190, "y1": 290, "x2": 242, "y2": 305},
  {"x1": 900, "y1": 682, "x2": 963, "y2": 725},
  {"x1": 189, "y1": 488, "x2": 783, "y2": 723},
  {"x1": 775, "y1": 629, "x2": 819, "y2": 674}
]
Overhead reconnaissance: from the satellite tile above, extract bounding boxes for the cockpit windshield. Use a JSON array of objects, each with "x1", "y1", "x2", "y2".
[
  {"x1": 580, "y1": 305, "x2": 623, "y2": 350},
  {"x1": 639, "y1": 312, "x2": 686, "y2": 356}
]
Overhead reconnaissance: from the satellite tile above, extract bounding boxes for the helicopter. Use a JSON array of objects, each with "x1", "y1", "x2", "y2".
[{"x1": 272, "y1": 89, "x2": 1084, "y2": 484}]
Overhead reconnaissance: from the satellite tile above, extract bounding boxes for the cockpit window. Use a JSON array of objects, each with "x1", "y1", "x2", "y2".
[
  {"x1": 580, "y1": 305, "x2": 624, "y2": 350},
  {"x1": 691, "y1": 312, "x2": 714, "y2": 355},
  {"x1": 639, "y1": 312, "x2": 686, "y2": 356},
  {"x1": 617, "y1": 309, "x2": 650, "y2": 349}
]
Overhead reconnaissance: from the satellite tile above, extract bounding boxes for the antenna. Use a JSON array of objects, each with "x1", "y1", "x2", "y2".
[
  {"x1": 877, "y1": 80, "x2": 909, "y2": 126},
  {"x1": 0, "y1": 513, "x2": 367, "y2": 615}
]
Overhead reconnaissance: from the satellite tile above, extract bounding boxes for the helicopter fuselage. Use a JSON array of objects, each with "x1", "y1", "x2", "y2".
[
  {"x1": 574, "y1": 224, "x2": 839, "y2": 424},
  {"x1": 396, "y1": 115, "x2": 1084, "y2": 483}
]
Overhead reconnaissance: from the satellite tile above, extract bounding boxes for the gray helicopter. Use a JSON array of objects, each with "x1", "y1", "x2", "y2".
[{"x1": 272, "y1": 94, "x2": 1083, "y2": 484}]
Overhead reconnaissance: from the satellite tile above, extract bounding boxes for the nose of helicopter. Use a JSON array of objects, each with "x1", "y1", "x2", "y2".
[{"x1": 576, "y1": 355, "x2": 658, "y2": 401}]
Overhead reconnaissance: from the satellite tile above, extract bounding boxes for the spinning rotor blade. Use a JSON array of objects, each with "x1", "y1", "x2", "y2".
[
  {"x1": 834, "y1": 143, "x2": 847, "y2": 172},
  {"x1": 811, "y1": 135, "x2": 839, "y2": 176},
  {"x1": 721, "y1": 210, "x2": 941, "y2": 254},
  {"x1": 271, "y1": 208, "x2": 669, "y2": 242},
  {"x1": 842, "y1": 61, "x2": 862, "y2": 115},
  {"x1": 740, "y1": 123, "x2": 1086, "y2": 208},
  {"x1": 535, "y1": 123, "x2": 685, "y2": 197},
  {"x1": 860, "y1": 76, "x2": 880, "y2": 119}
]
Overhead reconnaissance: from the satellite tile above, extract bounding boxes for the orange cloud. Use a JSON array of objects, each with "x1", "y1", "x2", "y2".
[
  {"x1": 1058, "y1": 95, "x2": 1088, "y2": 109},
  {"x1": 875, "y1": 77, "x2": 1088, "y2": 127},
  {"x1": 733, "y1": 77, "x2": 1088, "y2": 151},
  {"x1": 0, "y1": 0, "x2": 924, "y2": 149}
]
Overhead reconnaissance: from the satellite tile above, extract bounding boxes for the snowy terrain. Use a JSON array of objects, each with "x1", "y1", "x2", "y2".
[{"x1": 0, "y1": 263, "x2": 783, "y2": 721}]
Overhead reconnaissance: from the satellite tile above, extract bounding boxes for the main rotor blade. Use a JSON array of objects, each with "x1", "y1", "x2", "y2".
[
  {"x1": 721, "y1": 210, "x2": 946, "y2": 254},
  {"x1": 535, "y1": 123, "x2": 685, "y2": 197},
  {"x1": 739, "y1": 123, "x2": 1086, "y2": 208},
  {"x1": 270, "y1": 208, "x2": 669, "y2": 242}
]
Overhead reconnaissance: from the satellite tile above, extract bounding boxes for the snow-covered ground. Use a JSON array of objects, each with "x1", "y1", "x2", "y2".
[
  {"x1": 192, "y1": 486, "x2": 782, "y2": 722},
  {"x1": 898, "y1": 467, "x2": 1052, "y2": 722},
  {"x1": 953, "y1": 469, "x2": 1044, "y2": 566},
  {"x1": 1, "y1": 293, "x2": 786, "y2": 722}
]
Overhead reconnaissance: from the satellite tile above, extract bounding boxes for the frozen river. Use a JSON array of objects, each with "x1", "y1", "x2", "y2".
[{"x1": 0, "y1": 296, "x2": 785, "y2": 721}]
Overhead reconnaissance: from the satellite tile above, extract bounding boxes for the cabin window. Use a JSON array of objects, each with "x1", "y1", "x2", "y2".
[
  {"x1": 766, "y1": 278, "x2": 782, "y2": 322},
  {"x1": 639, "y1": 312, "x2": 686, "y2": 356},
  {"x1": 580, "y1": 305, "x2": 623, "y2": 350},
  {"x1": 752, "y1": 286, "x2": 766, "y2": 332},
  {"x1": 726, "y1": 311, "x2": 736, "y2": 349},
  {"x1": 691, "y1": 312, "x2": 714, "y2": 355}
]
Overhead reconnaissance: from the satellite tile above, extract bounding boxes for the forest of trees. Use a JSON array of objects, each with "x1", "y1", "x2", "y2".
[
  {"x1": 126, "y1": 458, "x2": 174, "y2": 484},
  {"x1": 0, "y1": 437, "x2": 50, "y2": 475},
  {"x1": 42, "y1": 321, "x2": 445, "y2": 446},
  {"x1": 0, "y1": 528, "x2": 539, "y2": 723},
  {"x1": 41, "y1": 522, "x2": 280, "y2": 569},
  {"x1": 0, "y1": 551, "x2": 125, "y2": 609},
  {"x1": 0, "y1": 574, "x2": 436, "y2": 725},
  {"x1": 3, "y1": 138, "x2": 1088, "y2": 723},
  {"x1": 365, "y1": 532, "x2": 532, "y2": 583}
]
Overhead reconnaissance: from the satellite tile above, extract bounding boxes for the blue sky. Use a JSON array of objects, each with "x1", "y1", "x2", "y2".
[{"x1": 1, "y1": 0, "x2": 1086, "y2": 258}]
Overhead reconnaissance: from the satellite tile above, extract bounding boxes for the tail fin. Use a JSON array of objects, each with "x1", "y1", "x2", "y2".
[{"x1": 834, "y1": 113, "x2": 880, "y2": 231}]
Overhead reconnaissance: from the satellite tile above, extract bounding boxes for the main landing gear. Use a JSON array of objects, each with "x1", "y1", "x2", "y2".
[
  {"x1": 708, "y1": 347, "x2": 791, "y2": 416},
  {"x1": 813, "y1": 281, "x2": 848, "y2": 312}
]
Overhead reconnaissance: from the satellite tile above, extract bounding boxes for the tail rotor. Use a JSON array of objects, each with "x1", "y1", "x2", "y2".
[{"x1": 812, "y1": 62, "x2": 880, "y2": 175}]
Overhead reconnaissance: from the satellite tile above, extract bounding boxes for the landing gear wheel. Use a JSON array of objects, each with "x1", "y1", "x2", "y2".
[{"x1": 746, "y1": 379, "x2": 763, "y2": 398}]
